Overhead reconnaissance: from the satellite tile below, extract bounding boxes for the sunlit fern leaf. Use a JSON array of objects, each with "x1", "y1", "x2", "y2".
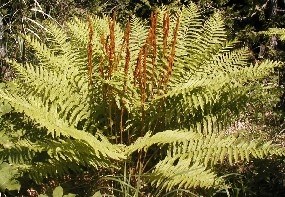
[
  {"x1": 264, "y1": 28, "x2": 285, "y2": 41},
  {"x1": 171, "y1": 12, "x2": 227, "y2": 81},
  {"x1": 150, "y1": 159, "x2": 223, "y2": 190},
  {"x1": 0, "y1": 89, "x2": 124, "y2": 161},
  {"x1": 128, "y1": 129, "x2": 285, "y2": 190},
  {"x1": 0, "y1": 121, "x2": 122, "y2": 182},
  {"x1": 127, "y1": 130, "x2": 285, "y2": 164},
  {"x1": 169, "y1": 132, "x2": 285, "y2": 166},
  {"x1": 129, "y1": 17, "x2": 148, "y2": 73},
  {"x1": 8, "y1": 60, "x2": 89, "y2": 126},
  {"x1": 45, "y1": 22, "x2": 73, "y2": 55}
]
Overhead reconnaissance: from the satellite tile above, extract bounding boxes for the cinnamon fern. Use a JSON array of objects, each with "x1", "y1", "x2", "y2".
[{"x1": 0, "y1": 3, "x2": 284, "y2": 195}]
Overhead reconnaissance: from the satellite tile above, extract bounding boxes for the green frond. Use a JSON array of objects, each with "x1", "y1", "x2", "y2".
[
  {"x1": 264, "y1": 28, "x2": 285, "y2": 41},
  {"x1": 0, "y1": 132, "x2": 120, "y2": 177},
  {"x1": 202, "y1": 12, "x2": 227, "y2": 45},
  {"x1": 128, "y1": 17, "x2": 148, "y2": 71},
  {"x1": 24, "y1": 35, "x2": 63, "y2": 71},
  {"x1": 127, "y1": 129, "x2": 284, "y2": 190},
  {"x1": 0, "y1": 90, "x2": 124, "y2": 162},
  {"x1": 169, "y1": 132, "x2": 285, "y2": 166},
  {"x1": 0, "y1": 162, "x2": 21, "y2": 191},
  {"x1": 128, "y1": 130, "x2": 285, "y2": 166},
  {"x1": 25, "y1": 34, "x2": 86, "y2": 75},
  {"x1": 171, "y1": 11, "x2": 227, "y2": 80},
  {"x1": 150, "y1": 160, "x2": 223, "y2": 190},
  {"x1": 45, "y1": 22, "x2": 73, "y2": 55},
  {"x1": 2, "y1": 72, "x2": 89, "y2": 127},
  {"x1": 126, "y1": 130, "x2": 199, "y2": 154},
  {"x1": 144, "y1": 56, "x2": 280, "y2": 131}
]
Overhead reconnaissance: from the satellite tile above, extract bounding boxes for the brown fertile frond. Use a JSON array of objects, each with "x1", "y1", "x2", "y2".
[
  {"x1": 124, "y1": 21, "x2": 131, "y2": 78},
  {"x1": 134, "y1": 47, "x2": 143, "y2": 86},
  {"x1": 133, "y1": 43, "x2": 148, "y2": 134},
  {"x1": 87, "y1": 16, "x2": 94, "y2": 86},
  {"x1": 150, "y1": 12, "x2": 158, "y2": 68},
  {"x1": 141, "y1": 45, "x2": 148, "y2": 105},
  {"x1": 107, "y1": 15, "x2": 116, "y2": 78},
  {"x1": 164, "y1": 15, "x2": 180, "y2": 85},
  {"x1": 163, "y1": 11, "x2": 170, "y2": 56},
  {"x1": 99, "y1": 34, "x2": 105, "y2": 78},
  {"x1": 133, "y1": 11, "x2": 158, "y2": 99},
  {"x1": 134, "y1": 49, "x2": 147, "y2": 93},
  {"x1": 120, "y1": 20, "x2": 131, "y2": 142},
  {"x1": 150, "y1": 12, "x2": 158, "y2": 96}
]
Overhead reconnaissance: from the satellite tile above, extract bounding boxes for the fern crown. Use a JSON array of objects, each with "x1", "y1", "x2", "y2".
[{"x1": 0, "y1": 3, "x2": 284, "y2": 193}]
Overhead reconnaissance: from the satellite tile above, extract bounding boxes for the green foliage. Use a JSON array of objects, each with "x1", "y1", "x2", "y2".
[
  {"x1": 0, "y1": 162, "x2": 20, "y2": 192},
  {"x1": 38, "y1": 185, "x2": 76, "y2": 197},
  {"x1": 265, "y1": 28, "x2": 285, "y2": 41},
  {"x1": 0, "y1": 3, "x2": 284, "y2": 196}
]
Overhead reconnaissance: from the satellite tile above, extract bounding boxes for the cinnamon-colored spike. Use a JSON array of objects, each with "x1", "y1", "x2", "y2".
[
  {"x1": 150, "y1": 12, "x2": 157, "y2": 82},
  {"x1": 134, "y1": 44, "x2": 147, "y2": 104},
  {"x1": 134, "y1": 47, "x2": 143, "y2": 86},
  {"x1": 141, "y1": 45, "x2": 148, "y2": 104},
  {"x1": 165, "y1": 15, "x2": 180, "y2": 84},
  {"x1": 99, "y1": 34, "x2": 106, "y2": 78},
  {"x1": 107, "y1": 15, "x2": 116, "y2": 78},
  {"x1": 135, "y1": 11, "x2": 159, "y2": 101},
  {"x1": 163, "y1": 12, "x2": 170, "y2": 56},
  {"x1": 124, "y1": 21, "x2": 131, "y2": 77}
]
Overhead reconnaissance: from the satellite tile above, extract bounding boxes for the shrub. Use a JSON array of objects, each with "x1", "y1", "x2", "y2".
[{"x1": 0, "y1": 3, "x2": 284, "y2": 196}]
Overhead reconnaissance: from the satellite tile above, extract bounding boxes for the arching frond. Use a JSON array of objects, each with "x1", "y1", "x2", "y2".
[
  {"x1": 150, "y1": 160, "x2": 223, "y2": 190},
  {"x1": 127, "y1": 129, "x2": 285, "y2": 190}
]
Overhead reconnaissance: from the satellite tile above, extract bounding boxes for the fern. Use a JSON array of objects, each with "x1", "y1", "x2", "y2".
[
  {"x1": 127, "y1": 129, "x2": 285, "y2": 190},
  {"x1": 264, "y1": 28, "x2": 285, "y2": 41},
  {"x1": 0, "y1": 3, "x2": 284, "y2": 195}
]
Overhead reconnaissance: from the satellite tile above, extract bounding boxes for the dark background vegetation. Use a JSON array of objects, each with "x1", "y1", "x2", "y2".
[{"x1": 1, "y1": 0, "x2": 285, "y2": 196}]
